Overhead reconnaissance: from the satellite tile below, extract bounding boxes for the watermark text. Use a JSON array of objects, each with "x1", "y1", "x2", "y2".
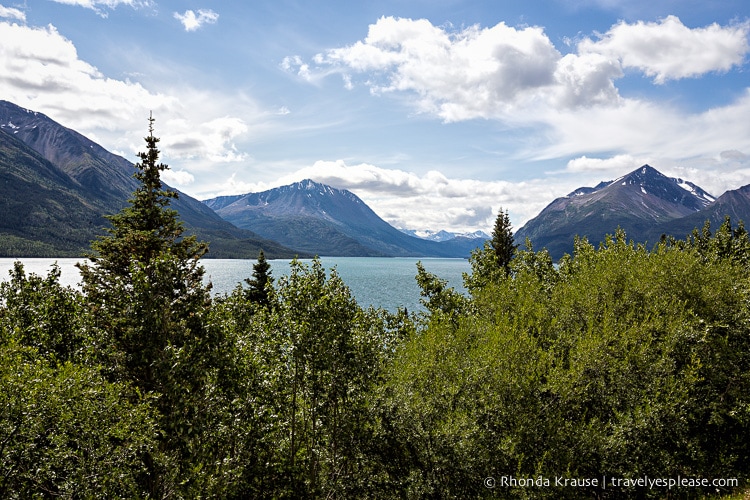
[{"x1": 483, "y1": 475, "x2": 739, "y2": 490}]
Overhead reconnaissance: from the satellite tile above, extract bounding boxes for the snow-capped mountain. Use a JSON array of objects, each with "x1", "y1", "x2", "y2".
[
  {"x1": 0, "y1": 99, "x2": 300, "y2": 258},
  {"x1": 514, "y1": 165, "x2": 716, "y2": 259},
  {"x1": 399, "y1": 228, "x2": 490, "y2": 242},
  {"x1": 204, "y1": 180, "x2": 485, "y2": 257}
]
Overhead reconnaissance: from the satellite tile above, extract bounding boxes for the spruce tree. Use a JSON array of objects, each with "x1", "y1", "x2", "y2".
[
  {"x1": 244, "y1": 249, "x2": 273, "y2": 307},
  {"x1": 77, "y1": 116, "x2": 227, "y2": 496},
  {"x1": 81, "y1": 114, "x2": 207, "y2": 277},
  {"x1": 491, "y1": 208, "x2": 517, "y2": 271},
  {"x1": 78, "y1": 114, "x2": 210, "y2": 389}
]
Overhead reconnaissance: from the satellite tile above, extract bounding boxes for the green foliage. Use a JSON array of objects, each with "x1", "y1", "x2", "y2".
[
  {"x1": 415, "y1": 261, "x2": 467, "y2": 325},
  {"x1": 212, "y1": 257, "x2": 415, "y2": 498},
  {"x1": 0, "y1": 339, "x2": 160, "y2": 499},
  {"x1": 0, "y1": 262, "x2": 85, "y2": 363},
  {"x1": 81, "y1": 115, "x2": 208, "y2": 277},
  {"x1": 0, "y1": 264, "x2": 163, "y2": 498},
  {"x1": 5, "y1": 114, "x2": 750, "y2": 498},
  {"x1": 74, "y1": 117, "x2": 236, "y2": 497},
  {"x1": 685, "y1": 216, "x2": 750, "y2": 266},
  {"x1": 382, "y1": 226, "x2": 750, "y2": 498},
  {"x1": 268, "y1": 258, "x2": 391, "y2": 497}
]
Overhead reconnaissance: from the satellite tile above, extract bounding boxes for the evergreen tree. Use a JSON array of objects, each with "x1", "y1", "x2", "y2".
[
  {"x1": 244, "y1": 249, "x2": 273, "y2": 307},
  {"x1": 84, "y1": 114, "x2": 207, "y2": 277},
  {"x1": 491, "y1": 208, "x2": 517, "y2": 271},
  {"x1": 76, "y1": 116, "x2": 231, "y2": 496},
  {"x1": 77, "y1": 114, "x2": 210, "y2": 390}
]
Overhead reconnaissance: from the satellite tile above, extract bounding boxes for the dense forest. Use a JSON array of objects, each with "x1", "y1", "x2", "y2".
[{"x1": 2, "y1": 121, "x2": 750, "y2": 498}]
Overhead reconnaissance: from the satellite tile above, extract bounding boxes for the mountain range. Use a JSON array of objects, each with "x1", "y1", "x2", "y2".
[
  {"x1": 3, "y1": 99, "x2": 750, "y2": 262},
  {"x1": 399, "y1": 228, "x2": 491, "y2": 242},
  {"x1": 515, "y1": 165, "x2": 750, "y2": 260},
  {"x1": 203, "y1": 180, "x2": 485, "y2": 257},
  {"x1": 0, "y1": 100, "x2": 485, "y2": 259},
  {"x1": 0, "y1": 100, "x2": 301, "y2": 258}
]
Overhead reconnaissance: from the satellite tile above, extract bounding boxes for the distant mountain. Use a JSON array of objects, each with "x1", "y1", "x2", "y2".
[
  {"x1": 204, "y1": 180, "x2": 483, "y2": 257},
  {"x1": 399, "y1": 228, "x2": 490, "y2": 242},
  {"x1": 515, "y1": 165, "x2": 716, "y2": 259},
  {"x1": 0, "y1": 100, "x2": 302, "y2": 258}
]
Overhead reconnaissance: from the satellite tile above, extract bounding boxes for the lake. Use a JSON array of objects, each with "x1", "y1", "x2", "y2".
[{"x1": 0, "y1": 257, "x2": 471, "y2": 312}]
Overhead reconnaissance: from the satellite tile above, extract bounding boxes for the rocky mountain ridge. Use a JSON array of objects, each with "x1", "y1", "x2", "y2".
[
  {"x1": 0, "y1": 100, "x2": 302, "y2": 258},
  {"x1": 204, "y1": 180, "x2": 486, "y2": 257},
  {"x1": 398, "y1": 228, "x2": 490, "y2": 242},
  {"x1": 515, "y1": 164, "x2": 748, "y2": 260}
]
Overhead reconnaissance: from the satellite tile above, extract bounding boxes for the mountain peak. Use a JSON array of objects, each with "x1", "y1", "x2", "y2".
[
  {"x1": 515, "y1": 164, "x2": 716, "y2": 260},
  {"x1": 618, "y1": 164, "x2": 666, "y2": 184},
  {"x1": 618, "y1": 165, "x2": 714, "y2": 207},
  {"x1": 564, "y1": 165, "x2": 714, "y2": 207},
  {"x1": 204, "y1": 181, "x2": 484, "y2": 257},
  {"x1": 0, "y1": 99, "x2": 302, "y2": 258},
  {"x1": 295, "y1": 178, "x2": 324, "y2": 190},
  {"x1": 284, "y1": 179, "x2": 367, "y2": 206}
]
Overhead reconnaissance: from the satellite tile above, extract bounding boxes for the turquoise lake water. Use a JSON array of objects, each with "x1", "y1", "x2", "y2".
[{"x1": 0, "y1": 257, "x2": 471, "y2": 312}]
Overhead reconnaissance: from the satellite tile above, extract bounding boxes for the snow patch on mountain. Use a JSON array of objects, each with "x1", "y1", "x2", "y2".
[{"x1": 399, "y1": 228, "x2": 490, "y2": 242}]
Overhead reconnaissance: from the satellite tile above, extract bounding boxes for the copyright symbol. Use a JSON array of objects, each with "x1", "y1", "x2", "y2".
[{"x1": 484, "y1": 477, "x2": 496, "y2": 489}]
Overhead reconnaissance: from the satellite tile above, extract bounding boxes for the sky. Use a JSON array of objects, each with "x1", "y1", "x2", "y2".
[{"x1": 1, "y1": 0, "x2": 749, "y2": 234}]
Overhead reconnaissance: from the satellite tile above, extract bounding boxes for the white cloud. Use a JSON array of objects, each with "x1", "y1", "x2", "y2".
[
  {"x1": 209, "y1": 160, "x2": 573, "y2": 232},
  {"x1": 565, "y1": 154, "x2": 644, "y2": 173},
  {"x1": 293, "y1": 16, "x2": 750, "y2": 132},
  {"x1": 174, "y1": 9, "x2": 219, "y2": 32},
  {"x1": 161, "y1": 168, "x2": 195, "y2": 186},
  {"x1": 314, "y1": 16, "x2": 567, "y2": 122},
  {"x1": 0, "y1": 20, "x2": 258, "y2": 168},
  {"x1": 288, "y1": 16, "x2": 633, "y2": 122},
  {"x1": 0, "y1": 4, "x2": 25, "y2": 21},
  {"x1": 163, "y1": 116, "x2": 249, "y2": 162},
  {"x1": 536, "y1": 89, "x2": 750, "y2": 163},
  {"x1": 664, "y1": 149, "x2": 750, "y2": 199},
  {"x1": 49, "y1": 0, "x2": 153, "y2": 17},
  {"x1": 0, "y1": 21, "x2": 170, "y2": 126},
  {"x1": 551, "y1": 51, "x2": 622, "y2": 108},
  {"x1": 579, "y1": 16, "x2": 750, "y2": 83}
]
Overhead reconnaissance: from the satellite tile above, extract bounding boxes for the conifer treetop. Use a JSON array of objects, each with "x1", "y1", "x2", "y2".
[{"x1": 82, "y1": 114, "x2": 207, "y2": 275}]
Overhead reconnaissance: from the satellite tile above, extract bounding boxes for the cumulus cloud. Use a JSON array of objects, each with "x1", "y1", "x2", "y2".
[
  {"x1": 552, "y1": 51, "x2": 622, "y2": 108},
  {"x1": 281, "y1": 16, "x2": 750, "y2": 182},
  {"x1": 0, "y1": 22, "x2": 171, "y2": 127},
  {"x1": 566, "y1": 154, "x2": 643, "y2": 173},
  {"x1": 162, "y1": 116, "x2": 248, "y2": 162},
  {"x1": 579, "y1": 16, "x2": 750, "y2": 83},
  {"x1": 0, "y1": 4, "x2": 25, "y2": 21},
  {"x1": 289, "y1": 15, "x2": 750, "y2": 123},
  {"x1": 305, "y1": 16, "x2": 567, "y2": 121},
  {"x1": 49, "y1": 0, "x2": 153, "y2": 17},
  {"x1": 210, "y1": 160, "x2": 573, "y2": 232},
  {"x1": 161, "y1": 168, "x2": 195, "y2": 186},
  {"x1": 0, "y1": 20, "x2": 256, "y2": 169},
  {"x1": 174, "y1": 9, "x2": 219, "y2": 32}
]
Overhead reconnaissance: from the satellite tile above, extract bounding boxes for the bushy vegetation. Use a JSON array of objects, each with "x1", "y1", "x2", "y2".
[{"x1": 2, "y1": 121, "x2": 750, "y2": 498}]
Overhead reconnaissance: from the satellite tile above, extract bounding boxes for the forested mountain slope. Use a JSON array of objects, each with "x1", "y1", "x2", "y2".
[{"x1": 0, "y1": 100, "x2": 301, "y2": 258}]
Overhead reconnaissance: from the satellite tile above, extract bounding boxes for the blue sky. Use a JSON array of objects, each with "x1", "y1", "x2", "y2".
[{"x1": 1, "y1": 0, "x2": 749, "y2": 233}]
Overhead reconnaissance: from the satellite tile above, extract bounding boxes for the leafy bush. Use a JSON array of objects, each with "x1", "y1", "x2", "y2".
[{"x1": 380, "y1": 228, "x2": 750, "y2": 498}]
